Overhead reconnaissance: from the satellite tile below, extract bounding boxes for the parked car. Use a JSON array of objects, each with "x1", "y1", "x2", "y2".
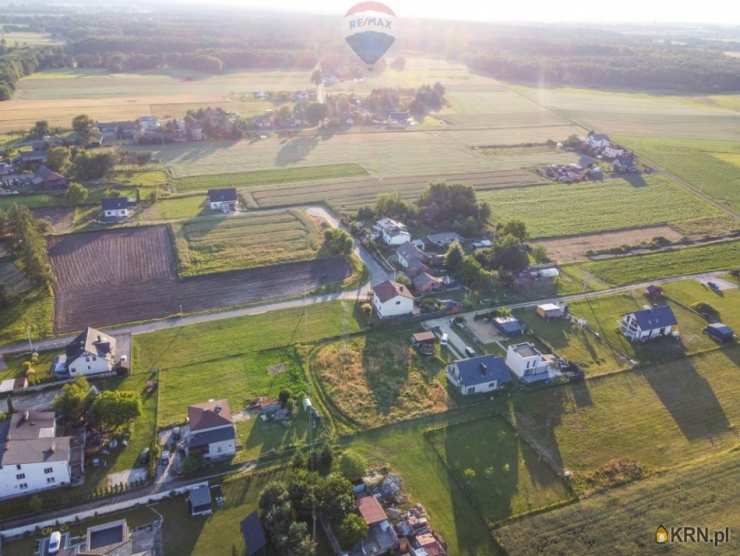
[
  {"x1": 707, "y1": 281, "x2": 721, "y2": 293},
  {"x1": 138, "y1": 447, "x2": 150, "y2": 466},
  {"x1": 440, "y1": 332, "x2": 449, "y2": 346},
  {"x1": 48, "y1": 531, "x2": 62, "y2": 554},
  {"x1": 160, "y1": 450, "x2": 171, "y2": 466},
  {"x1": 465, "y1": 346, "x2": 476, "y2": 357}
]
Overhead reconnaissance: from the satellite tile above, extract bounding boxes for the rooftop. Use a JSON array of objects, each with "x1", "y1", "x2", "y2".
[
  {"x1": 628, "y1": 305, "x2": 678, "y2": 330},
  {"x1": 357, "y1": 495, "x2": 387, "y2": 526},
  {"x1": 188, "y1": 399, "x2": 233, "y2": 431},
  {"x1": 241, "y1": 512, "x2": 267, "y2": 556},
  {"x1": 511, "y1": 342, "x2": 541, "y2": 358},
  {"x1": 188, "y1": 426, "x2": 236, "y2": 448},
  {"x1": 208, "y1": 188, "x2": 238, "y2": 202},
  {"x1": 66, "y1": 327, "x2": 116, "y2": 362},
  {"x1": 373, "y1": 280, "x2": 414, "y2": 303},
  {"x1": 451, "y1": 355, "x2": 512, "y2": 387},
  {"x1": 101, "y1": 197, "x2": 130, "y2": 211}
]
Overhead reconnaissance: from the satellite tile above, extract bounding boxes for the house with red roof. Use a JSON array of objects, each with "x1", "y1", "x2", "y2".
[
  {"x1": 186, "y1": 399, "x2": 236, "y2": 460},
  {"x1": 372, "y1": 280, "x2": 415, "y2": 319}
]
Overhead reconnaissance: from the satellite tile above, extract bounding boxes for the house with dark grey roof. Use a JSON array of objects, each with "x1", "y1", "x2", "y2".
[
  {"x1": 208, "y1": 188, "x2": 238, "y2": 212},
  {"x1": 620, "y1": 305, "x2": 678, "y2": 342},
  {"x1": 0, "y1": 410, "x2": 75, "y2": 500},
  {"x1": 372, "y1": 280, "x2": 415, "y2": 319},
  {"x1": 101, "y1": 197, "x2": 133, "y2": 220},
  {"x1": 33, "y1": 165, "x2": 68, "y2": 190},
  {"x1": 186, "y1": 400, "x2": 236, "y2": 459},
  {"x1": 54, "y1": 327, "x2": 118, "y2": 377},
  {"x1": 188, "y1": 484, "x2": 213, "y2": 516},
  {"x1": 447, "y1": 355, "x2": 512, "y2": 395}
]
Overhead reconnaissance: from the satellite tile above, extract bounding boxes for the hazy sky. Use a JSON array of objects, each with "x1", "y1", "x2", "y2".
[{"x1": 227, "y1": 0, "x2": 740, "y2": 25}]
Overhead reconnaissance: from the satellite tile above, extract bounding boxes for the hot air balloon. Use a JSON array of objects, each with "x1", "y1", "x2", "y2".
[{"x1": 344, "y1": 2, "x2": 396, "y2": 68}]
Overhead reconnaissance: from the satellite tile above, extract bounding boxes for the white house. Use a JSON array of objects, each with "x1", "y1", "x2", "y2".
[
  {"x1": 585, "y1": 131, "x2": 610, "y2": 150},
  {"x1": 54, "y1": 327, "x2": 118, "y2": 377},
  {"x1": 186, "y1": 399, "x2": 236, "y2": 460},
  {"x1": 101, "y1": 197, "x2": 131, "y2": 219},
  {"x1": 0, "y1": 410, "x2": 74, "y2": 500},
  {"x1": 207, "y1": 188, "x2": 238, "y2": 212},
  {"x1": 537, "y1": 303, "x2": 566, "y2": 319},
  {"x1": 620, "y1": 305, "x2": 678, "y2": 342},
  {"x1": 505, "y1": 342, "x2": 561, "y2": 384},
  {"x1": 372, "y1": 280, "x2": 415, "y2": 319},
  {"x1": 447, "y1": 355, "x2": 512, "y2": 396},
  {"x1": 374, "y1": 217, "x2": 411, "y2": 246}
]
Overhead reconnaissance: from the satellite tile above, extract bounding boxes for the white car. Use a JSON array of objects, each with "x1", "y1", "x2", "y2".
[
  {"x1": 48, "y1": 531, "x2": 62, "y2": 554},
  {"x1": 440, "y1": 333, "x2": 449, "y2": 346}
]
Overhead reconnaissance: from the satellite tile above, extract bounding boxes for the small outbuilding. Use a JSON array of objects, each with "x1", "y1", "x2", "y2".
[
  {"x1": 188, "y1": 484, "x2": 213, "y2": 516},
  {"x1": 208, "y1": 188, "x2": 238, "y2": 212},
  {"x1": 536, "y1": 303, "x2": 566, "y2": 320},
  {"x1": 493, "y1": 316, "x2": 526, "y2": 336},
  {"x1": 705, "y1": 323, "x2": 735, "y2": 344}
]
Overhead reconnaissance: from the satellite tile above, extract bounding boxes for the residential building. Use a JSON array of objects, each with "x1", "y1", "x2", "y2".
[
  {"x1": 188, "y1": 484, "x2": 213, "y2": 516},
  {"x1": 56, "y1": 518, "x2": 157, "y2": 555},
  {"x1": 186, "y1": 399, "x2": 236, "y2": 459},
  {"x1": 0, "y1": 375, "x2": 28, "y2": 395},
  {"x1": 493, "y1": 316, "x2": 526, "y2": 336},
  {"x1": 413, "y1": 272, "x2": 443, "y2": 294},
  {"x1": 425, "y1": 232, "x2": 462, "y2": 250},
  {"x1": 0, "y1": 410, "x2": 77, "y2": 500},
  {"x1": 620, "y1": 305, "x2": 678, "y2": 342},
  {"x1": 372, "y1": 280, "x2": 415, "y2": 319},
  {"x1": 356, "y1": 495, "x2": 399, "y2": 555},
  {"x1": 53, "y1": 327, "x2": 118, "y2": 377},
  {"x1": 101, "y1": 197, "x2": 132, "y2": 219},
  {"x1": 396, "y1": 242, "x2": 426, "y2": 270},
  {"x1": 374, "y1": 217, "x2": 411, "y2": 246},
  {"x1": 208, "y1": 188, "x2": 238, "y2": 212},
  {"x1": 32, "y1": 165, "x2": 68, "y2": 190},
  {"x1": 447, "y1": 355, "x2": 512, "y2": 395},
  {"x1": 505, "y1": 342, "x2": 561, "y2": 384},
  {"x1": 585, "y1": 131, "x2": 610, "y2": 150}
]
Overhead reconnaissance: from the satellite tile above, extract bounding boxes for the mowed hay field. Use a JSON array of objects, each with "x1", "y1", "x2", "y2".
[
  {"x1": 248, "y1": 168, "x2": 543, "y2": 214},
  {"x1": 514, "y1": 85, "x2": 740, "y2": 140},
  {"x1": 311, "y1": 331, "x2": 452, "y2": 429},
  {"x1": 172, "y1": 209, "x2": 323, "y2": 276},
  {"x1": 507, "y1": 345, "x2": 740, "y2": 493},
  {"x1": 494, "y1": 447, "x2": 740, "y2": 555},
  {"x1": 619, "y1": 136, "x2": 740, "y2": 212},
  {"x1": 137, "y1": 124, "x2": 582, "y2": 179},
  {"x1": 478, "y1": 174, "x2": 725, "y2": 238},
  {"x1": 578, "y1": 240, "x2": 740, "y2": 286},
  {"x1": 426, "y1": 417, "x2": 573, "y2": 524}
]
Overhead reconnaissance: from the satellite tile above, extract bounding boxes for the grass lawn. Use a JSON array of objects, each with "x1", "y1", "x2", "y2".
[
  {"x1": 567, "y1": 289, "x2": 719, "y2": 366},
  {"x1": 133, "y1": 301, "x2": 362, "y2": 373},
  {"x1": 478, "y1": 174, "x2": 724, "y2": 238},
  {"x1": 310, "y1": 330, "x2": 452, "y2": 429},
  {"x1": 0, "y1": 286, "x2": 54, "y2": 345},
  {"x1": 507, "y1": 345, "x2": 740, "y2": 493},
  {"x1": 661, "y1": 280, "x2": 740, "y2": 332},
  {"x1": 578, "y1": 240, "x2": 740, "y2": 286},
  {"x1": 172, "y1": 163, "x2": 368, "y2": 192},
  {"x1": 346, "y1": 408, "x2": 502, "y2": 556},
  {"x1": 172, "y1": 209, "x2": 323, "y2": 276},
  {"x1": 110, "y1": 168, "x2": 169, "y2": 189},
  {"x1": 619, "y1": 136, "x2": 740, "y2": 212},
  {"x1": 426, "y1": 417, "x2": 572, "y2": 524},
  {"x1": 141, "y1": 195, "x2": 207, "y2": 221},
  {"x1": 513, "y1": 309, "x2": 626, "y2": 376},
  {"x1": 0, "y1": 350, "x2": 58, "y2": 382},
  {"x1": 493, "y1": 446, "x2": 740, "y2": 555},
  {"x1": 0, "y1": 193, "x2": 63, "y2": 209}
]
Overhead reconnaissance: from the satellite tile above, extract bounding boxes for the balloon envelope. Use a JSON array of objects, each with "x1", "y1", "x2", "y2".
[{"x1": 344, "y1": 2, "x2": 396, "y2": 66}]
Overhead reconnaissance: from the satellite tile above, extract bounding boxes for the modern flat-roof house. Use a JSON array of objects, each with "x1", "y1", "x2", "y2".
[
  {"x1": 101, "y1": 197, "x2": 132, "y2": 220},
  {"x1": 208, "y1": 188, "x2": 238, "y2": 212},
  {"x1": 620, "y1": 305, "x2": 678, "y2": 342},
  {"x1": 447, "y1": 355, "x2": 512, "y2": 395},
  {"x1": 493, "y1": 316, "x2": 526, "y2": 336},
  {"x1": 188, "y1": 484, "x2": 213, "y2": 516},
  {"x1": 0, "y1": 410, "x2": 77, "y2": 500},
  {"x1": 53, "y1": 327, "x2": 118, "y2": 377},
  {"x1": 186, "y1": 400, "x2": 237, "y2": 460},
  {"x1": 505, "y1": 342, "x2": 561, "y2": 384},
  {"x1": 374, "y1": 217, "x2": 411, "y2": 246},
  {"x1": 372, "y1": 280, "x2": 415, "y2": 319}
]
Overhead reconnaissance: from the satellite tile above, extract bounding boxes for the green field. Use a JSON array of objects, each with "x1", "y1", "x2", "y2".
[
  {"x1": 1, "y1": 31, "x2": 62, "y2": 46},
  {"x1": 310, "y1": 330, "x2": 451, "y2": 429},
  {"x1": 619, "y1": 136, "x2": 740, "y2": 213},
  {"x1": 478, "y1": 174, "x2": 724, "y2": 238},
  {"x1": 579, "y1": 240, "x2": 740, "y2": 286},
  {"x1": 172, "y1": 163, "x2": 368, "y2": 192},
  {"x1": 0, "y1": 286, "x2": 54, "y2": 345},
  {"x1": 662, "y1": 280, "x2": 740, "y2": 331},
  {"x1": 427, "y1": 417, "x2": 572, "y2": 524},
  {"x1": 513, "y1": 308, "x2": 627, "y2": 376},
  {"x1": 568, "y1": 288, "x2": 726, "y2": 366},
  {"x1": 172, "y1": 209, "x2": 323, "y2": 276},
  {"x1": 507, "y1": 345, "x2": 740, "y2": 493},
  {"x1": 141, "y1": 194, "x2": 206, "y2": 221},
  {"x1": 494, "y1": 447, "x2": 740, "y2": 555},
  {"x1": 110, "y1": 168, "x2": 169, "y2": 189}
]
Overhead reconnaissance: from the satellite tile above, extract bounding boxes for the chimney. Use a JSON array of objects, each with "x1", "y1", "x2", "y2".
[
  {"x1": 480, "y1": 363, "x2": 488, "y2": 375},
  {"x1": 214, "y1": 406, "x2": 222, "y2": 414}
]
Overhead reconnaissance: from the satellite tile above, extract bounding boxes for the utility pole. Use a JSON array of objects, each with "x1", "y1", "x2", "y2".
[{"x1": 26, "y1": 323, "x2": 33, "y2": 354}]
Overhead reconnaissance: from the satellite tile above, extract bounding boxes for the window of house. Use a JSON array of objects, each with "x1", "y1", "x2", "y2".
[
  {"x1": 16, "y1": 464, "x2": 21, "y2": 470},
  {"x1": 19, "y1": 483, "x2": 28, "y2": 490},
  {"x1": 47, "y1": 477, "x2": 55, "y2": 484},
  {"x1": 395, "y1": 300, "x2": 401, "y2": 305},
  {"x1": 467, "y1": 387, "x2": 474, "y2": 394},
  {"x1": 16, "y1": 473, "x2": 26, "y2": 480},
  {"x1": 44, "y1": 467, "x2": 53, "y2": 474}
]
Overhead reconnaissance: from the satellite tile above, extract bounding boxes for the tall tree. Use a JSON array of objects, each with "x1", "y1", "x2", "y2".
[
  {"x1": 53, "y1": 377, "x2": 93, "y2": 425},
  {"x1": 90, "y1": 390, "x2": 142, "y2": 432}
]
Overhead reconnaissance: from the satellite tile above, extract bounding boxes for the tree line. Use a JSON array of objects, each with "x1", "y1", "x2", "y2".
[
  {"x1": 0, "y1": 204, "x2": 53, "y2": 287},
  {"x1": 0, "y1": 46, "x2": 68, "y2": 100}
]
